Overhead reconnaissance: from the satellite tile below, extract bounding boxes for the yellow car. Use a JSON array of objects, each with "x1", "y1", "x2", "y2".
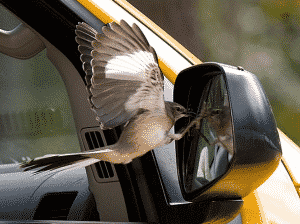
[{"x1": 0, "y1": 0, "x2": 299, "y2": 223}]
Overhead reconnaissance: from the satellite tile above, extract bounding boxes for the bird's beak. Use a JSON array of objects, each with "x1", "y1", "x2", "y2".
[{"x1": 186, "y1": 111, "x2": 197, "y2": 117}]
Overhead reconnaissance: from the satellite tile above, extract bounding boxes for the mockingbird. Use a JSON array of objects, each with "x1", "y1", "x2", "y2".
[{"x1": 20, "y1": 20, "x2": 220, "y2": 174}]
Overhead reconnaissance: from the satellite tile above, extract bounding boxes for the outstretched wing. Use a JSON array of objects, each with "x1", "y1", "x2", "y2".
[{"x1": 75, "y1": 20, "x2": 164, "y2": 129}]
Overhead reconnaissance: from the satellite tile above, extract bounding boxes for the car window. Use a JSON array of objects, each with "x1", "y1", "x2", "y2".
[{"x1": 0, "y1": 6, "x2": 81, "y2": 165}]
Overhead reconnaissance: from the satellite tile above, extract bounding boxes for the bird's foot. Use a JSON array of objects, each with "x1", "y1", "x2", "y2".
[
  {"x1": 193, "y1": 116, "x2": 202, "y2": 129},
  {"x1": 167, "y1": 133, "x2": 183, "y2": 142},
  {"x1": 189, "y1": 113, "x2": 204, "y2": 130},
  {"x1": 194, "y1": 107, "x2": 222, "y2": 129}
]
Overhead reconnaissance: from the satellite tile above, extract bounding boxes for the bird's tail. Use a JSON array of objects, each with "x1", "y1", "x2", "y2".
[{"x1": 20, "y1": 149, "x2": 113, "y2": 175}]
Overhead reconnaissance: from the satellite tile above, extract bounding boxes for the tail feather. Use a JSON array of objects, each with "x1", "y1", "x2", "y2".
[{"x1": 20, "y1": 149, "x2": 114, "y2": 174}]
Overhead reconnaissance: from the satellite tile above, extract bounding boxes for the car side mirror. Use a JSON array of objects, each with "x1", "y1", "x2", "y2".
[{"x1": 174, "y1": 62, "x2": 282, "y2": 202}]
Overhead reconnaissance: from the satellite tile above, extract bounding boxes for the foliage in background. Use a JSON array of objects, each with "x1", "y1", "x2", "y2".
[
  {"x1": 129, "y1": 0, "x2": 300, "y2": 146},
  {"x1": 195, "y1": 0, "x2": 300, "y2": 146}
]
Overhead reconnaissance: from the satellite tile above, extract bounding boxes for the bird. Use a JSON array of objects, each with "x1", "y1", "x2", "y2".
[
  {"x1": 20, "y1": 20, "x2": 221, "y2": 174},
  {"x1": 206, "y1": 103, "x2": 233, "y2": 155},
  {"x1": 200, "y1": 88, "x2": 233, "y2": 156}
]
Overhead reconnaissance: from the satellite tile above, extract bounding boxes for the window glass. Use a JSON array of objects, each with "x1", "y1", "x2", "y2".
[
  {"x1": 0, "y1": 6, "x2": 80, "y2": 165},
  {"x1": 0, "y1": 50, "x2": 81, "y2": 164},
  {"x1": 0, "y1": 5, "x2": 20, "y2": 30}
]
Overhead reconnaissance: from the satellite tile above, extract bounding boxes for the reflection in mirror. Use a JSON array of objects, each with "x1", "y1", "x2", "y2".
[{"x1": 185, "y1": 75, "x2": 233, "y2": 193}]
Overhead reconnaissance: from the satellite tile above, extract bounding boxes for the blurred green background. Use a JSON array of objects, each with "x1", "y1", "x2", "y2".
[{"x1": 128, "y1": 0, "x2": 300, "y2": 147}]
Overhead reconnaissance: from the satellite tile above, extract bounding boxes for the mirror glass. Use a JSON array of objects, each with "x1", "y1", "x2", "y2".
[{"x1": 184, "y1": 75, "x2": 234, "y2": 193}]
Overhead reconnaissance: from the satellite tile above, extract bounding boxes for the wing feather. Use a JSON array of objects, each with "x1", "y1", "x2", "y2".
[
  {"x1": 94, "y1": 34, "x2": 130, "y2": 52},
  {"x1": 102, "y1": 26, "x2": 136, "y2": 50},
  {"x1": 75, "y1": 20, "x2": 164, "y2": 129},
  {"x1": 112, "y1": 21, "x2": 148, "y2": 51},
  {"x1": 132, "y1": 23, "x2": 150, "y2": 48}
]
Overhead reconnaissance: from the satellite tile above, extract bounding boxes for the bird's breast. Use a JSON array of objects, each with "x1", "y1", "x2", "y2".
[{"x1": 117, "y1": 112, "x2": 174, "y2": 155}]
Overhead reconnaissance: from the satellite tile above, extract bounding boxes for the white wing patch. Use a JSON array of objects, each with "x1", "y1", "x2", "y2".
[
  {"x1": 76, "y1": 21, "x2": 164, "y2": 129},
  {"x1": 105, "y1": 51, "x2": 156, "y2": 81}
]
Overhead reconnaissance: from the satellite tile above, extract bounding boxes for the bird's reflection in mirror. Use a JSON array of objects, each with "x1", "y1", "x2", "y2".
[{"x1": 185, "y1": 75, "x2": 233, "y2": 192}]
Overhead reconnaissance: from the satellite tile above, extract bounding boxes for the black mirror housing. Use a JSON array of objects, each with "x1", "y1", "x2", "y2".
[{"x1": 174, "y1": 62, "x2": 282, "y2": 202}]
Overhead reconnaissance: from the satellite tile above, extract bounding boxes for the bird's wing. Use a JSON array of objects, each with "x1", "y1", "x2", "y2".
[{"x1": 75, "y1": 20, "x2": 164, "y2": 129}]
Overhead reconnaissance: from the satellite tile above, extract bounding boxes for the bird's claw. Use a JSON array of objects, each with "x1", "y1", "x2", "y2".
[
  {"x1": 192, "y1": 108, "x2": 223, "y2": 130},
  {"x1": 194, "y1": 119, "x2": 201, "y2": 129},
  {"x1": 193, "y1": 115, "x2": 203, "y2": 129}
]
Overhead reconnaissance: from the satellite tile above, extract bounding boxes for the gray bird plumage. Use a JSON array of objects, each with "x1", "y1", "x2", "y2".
[{"x1": 20, "y1": 20, "x2": 205, "y2": 174}]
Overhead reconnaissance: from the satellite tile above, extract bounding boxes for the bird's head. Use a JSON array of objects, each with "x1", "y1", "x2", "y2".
[{"x1": 166, "y1": 102, "x2": 189, "y2": 122}]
